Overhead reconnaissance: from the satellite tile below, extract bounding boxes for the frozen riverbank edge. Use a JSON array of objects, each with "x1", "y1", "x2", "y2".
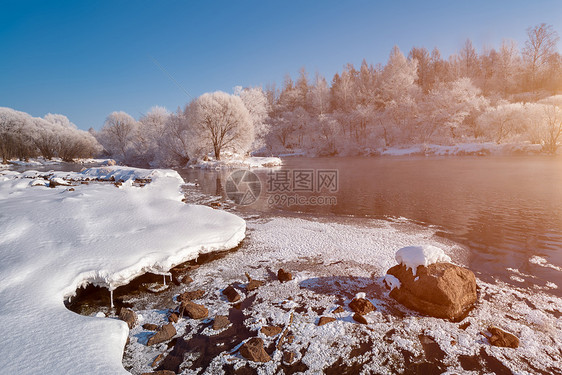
[{"x1": 0, "y1": 166, "x2": 246, "y2": 375}]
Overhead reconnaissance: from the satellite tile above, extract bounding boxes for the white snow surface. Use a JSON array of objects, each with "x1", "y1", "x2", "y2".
[
  {"x1": 0, "y1": 166, "x2": 246, "y2": 374},
  {"x1": 384, "y1": 274, "x2": 402, "y2": 290},
  {"x1": 191, "y1": 154, "x2": 282, "y2": 169},
  {"x1": 395, "y1": 245, "x2": 452, "y2": 275}
]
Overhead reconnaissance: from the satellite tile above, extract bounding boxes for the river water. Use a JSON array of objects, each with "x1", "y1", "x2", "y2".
[{"x1": 179, "y1": 156, "x2": 562, "y2": 296}]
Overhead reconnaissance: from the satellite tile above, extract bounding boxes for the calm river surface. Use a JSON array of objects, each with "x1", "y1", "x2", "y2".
[{"x1": 179, "y1": 156, "x2": 562, "y2": 295}]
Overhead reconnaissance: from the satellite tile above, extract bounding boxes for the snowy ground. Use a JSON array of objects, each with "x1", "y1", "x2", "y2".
[
  {"x1": 375, "y1": 142, "x2": 546, "y2": 157},
  {"x1": 190, "y1": 154, "x2": 282, "y2": 170},
  {"x1": 5, "y1": 157, "x2": 112, "y2": 166},
  {"x1": 119, "y1": 216, "x2": 562, "y2": 374},
  {"x1": 0, "y1": 167, "x2": 245, "y2": 374}
]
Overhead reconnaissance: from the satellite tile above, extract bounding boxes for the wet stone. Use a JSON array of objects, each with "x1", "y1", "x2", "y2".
[
  {"x1": 239, "y1": 337, "x2": 271, "y2": 362},
  {"x1": 278, "y1": 269, "x2": 293, "y2": 282},
  {"x1": 147, "y1": 323, "x2": 176, "y2": 346},
  {"x1": 488, "y1": 326, "x2": 519, "y2": 348},
  {"x1": 181, "y1": 300, "x2": 208, "y2": 319},
  {"x1": 318, "y1": 316, "x2": 337, "y2": 326},
  {"x1": 118, "y1": 308, "x2": 137, "y2": 329},
  {"x1": 353, "y1": 313, "x2": 368, "y2": 325},
  {"x1": 223, "y1": 285, "x2": 241, "y2": 302},
  {"x1": 349, "y1": 298, "x2": 376, "y2": 315},
  {"x1": 261, "y1": 325, "x2": 283, "y2": 337},
  {"x1": 143, "y1": 323, "x2": 158, "y2": 331},
  {"x1": 213, "y1": 315, "x2": 231, "y2": 330},
  {"x1": 178, "y1": 289, "x2": 205, "y2": 301}
]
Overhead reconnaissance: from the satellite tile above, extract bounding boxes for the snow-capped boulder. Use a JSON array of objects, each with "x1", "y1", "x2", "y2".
[{"x1": 385, "y1": 245, "x2": 477, "y2": 320}]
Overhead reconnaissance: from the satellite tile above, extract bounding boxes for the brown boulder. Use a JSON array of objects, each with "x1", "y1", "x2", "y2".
[
  {"x1": 278, "y1": 269, "x2": 293, "y2": 282},
  {"x1": 239, "y1": 338, "x2": 271, "y2": 362},
  {"x1": 178, "y1": 289, "x2": 205, "y2": 301},
  {"x1": 488, "y1": 326, "x2": 519, "y2": 348},
  {"x1": 223, "y1": 286, "x2": 241, "y2": 302},
  {"x1": 168, "y1": 312, "x2": 178, "y2": 323},
  {"x1": 283, "y1": 351, "x2": 295, "y2": 365},
  {"x1": 181, "y1": 300, "x2": 208, "y2": 319},
  {"x1": 247, "y1": 279, "x2": 264, "y2": 291},
  {"x1": 333, "y1": 306, "x2": 345, "y2": 314},
  {"x1": 143, "y1": 323, "x2": 158, "y2": 331},
  {"x1": 181, "y1": 275, "x2": 193, "y2": 284},
  {"x1": 349, "y1": 298, "x2": 375, "y2": 315},
  {"x1": 318, "y1": 316, "x2": 336, "y2": 326},
  {"x1": 353, "y1": 313, "x2": 368, "y2": 325},
  {"x1": 147, "y1": 323, "x2": 176, "y2": 346},
  {"x1": 261, "y1": 325, "x2": 283, "y2": 337},
  {"x1": 386, "y1": 263, "x2": 477, "y2": 320},
  {"x1": 141, "y1": 371, "x2": 175, "y2": 375},
  {"x1": 118, "y1": 308, "x2": 137, "y2": 329},
  {"x1": 213, "y1": 315, "x2": 231, "y2": 330}
]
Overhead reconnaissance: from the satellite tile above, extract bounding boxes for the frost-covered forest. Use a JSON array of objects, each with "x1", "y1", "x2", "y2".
[
  {"x1": 2, "y1": 24, "x2": 562, "y2": 166},
  {"x1": 0, "y1": 107, "x2": 101, "y2": 163}
]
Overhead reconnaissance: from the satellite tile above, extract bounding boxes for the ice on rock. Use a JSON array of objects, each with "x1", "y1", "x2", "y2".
[
  {"x1": 395, "y1": 245, "x2": 452, "y2": 276},
  {"x1": 384, "y1": 274, "x2": 401, "y2": 291}
]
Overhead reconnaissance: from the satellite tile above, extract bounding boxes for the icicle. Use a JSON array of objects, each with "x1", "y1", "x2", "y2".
[
  {"x1": 163, "y1": 274, "x2": 166, "y2": 286},
  {"x1": 110, "y1": 289, "x2": 114, "y2": 309},
  {"x1": 68, "y1": 296, "x2": 72, "y2": 303}
]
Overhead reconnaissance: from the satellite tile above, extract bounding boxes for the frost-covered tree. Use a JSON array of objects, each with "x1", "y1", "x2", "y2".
[
  {"x1": 536, "y1": 96, "x2": 562, "y2": 153},
  {"x1": 235, "y1": 86, "x2": 270, "y2": 152},
  {"x1": 476, "y1": 102, "x2": 528, "y2": 143},
  {"x1": 421, "y1": 78, "x2": 488, "y2": 141},
  {"x1": 523, "y1": 23, "x2": 560, "y2": 90},
  {"x1": 491, "y1": 40, "x2": 521, "y2": 95},
  {"x1": 310, "y1": 72, "x2": 330, "y2": 116},
  {"x1": 97, "y1": 111, "x2": 137, "y2": 160},
  {"x1": 188, "y1": 91, "x2": 253, "y2": 160}
]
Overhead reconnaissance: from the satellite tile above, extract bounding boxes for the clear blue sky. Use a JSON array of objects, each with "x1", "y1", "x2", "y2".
[{"x1": 1, "y1": 0, "x2": 561, "y2": 130}]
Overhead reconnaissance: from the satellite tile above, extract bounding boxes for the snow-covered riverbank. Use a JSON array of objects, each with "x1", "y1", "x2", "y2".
[
  {"x1": 120, "y1": 216, "x2": 562, "y2": 374},
  {"x1": 0, "y1": 167, "x2": 245, "y2": 374}
]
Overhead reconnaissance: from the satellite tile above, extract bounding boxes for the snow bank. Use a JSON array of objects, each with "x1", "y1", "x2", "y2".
[
  {"x1": 378, "y1": 142, "x2": 546, "y2": 157},
  {"x1": 0, "y1": 167, "x2": 246, "y2": 374},
  {"x1": 6, "y1": 157, "x2": 110, "y2": 166},
  {"x1": 395, "y1": 245, "x2": 452, "y2": 275},
  {"x1": 191, "y1": 155, "x2": 282, "y2": 169}
]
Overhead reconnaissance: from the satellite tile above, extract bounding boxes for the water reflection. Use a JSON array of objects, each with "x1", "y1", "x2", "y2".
[{"x1": 178, "y1": 156, "x2": 562, "y2": 295}]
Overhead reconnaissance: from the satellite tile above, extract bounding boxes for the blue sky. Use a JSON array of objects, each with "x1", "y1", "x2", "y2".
[{"x1": 1, "y1": 0, "x2": 561, "y2": 130}]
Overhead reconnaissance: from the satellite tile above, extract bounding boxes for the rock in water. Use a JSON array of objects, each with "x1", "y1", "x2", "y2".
[
  {"x1": 349, "y1": 298, "x2": 376, "y2": 315},
  {"x1": 488, "y1": 326, "x2": 519, "y2": 348},
  {"x1": 181, "y1": 301, "x2": 208, "y2": 319},
  {"x1": 239, "y1": 338, "x2": 271, "y2": 362},
  {"x1": 147, "y1": 323, "x2": 176, "y2": 346},
  {"x1": 118, "y1": 308, "x2": 137, "y2": 329},
  {"x1": 386, "y1": 263, "x2": 477, "y2": 320},
  {"x1": 278, "y1": 269, "x2": 293, "y2": 282},
  {"x1": 223, "y1": 285, "x2": 241, "y2": 302}
]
